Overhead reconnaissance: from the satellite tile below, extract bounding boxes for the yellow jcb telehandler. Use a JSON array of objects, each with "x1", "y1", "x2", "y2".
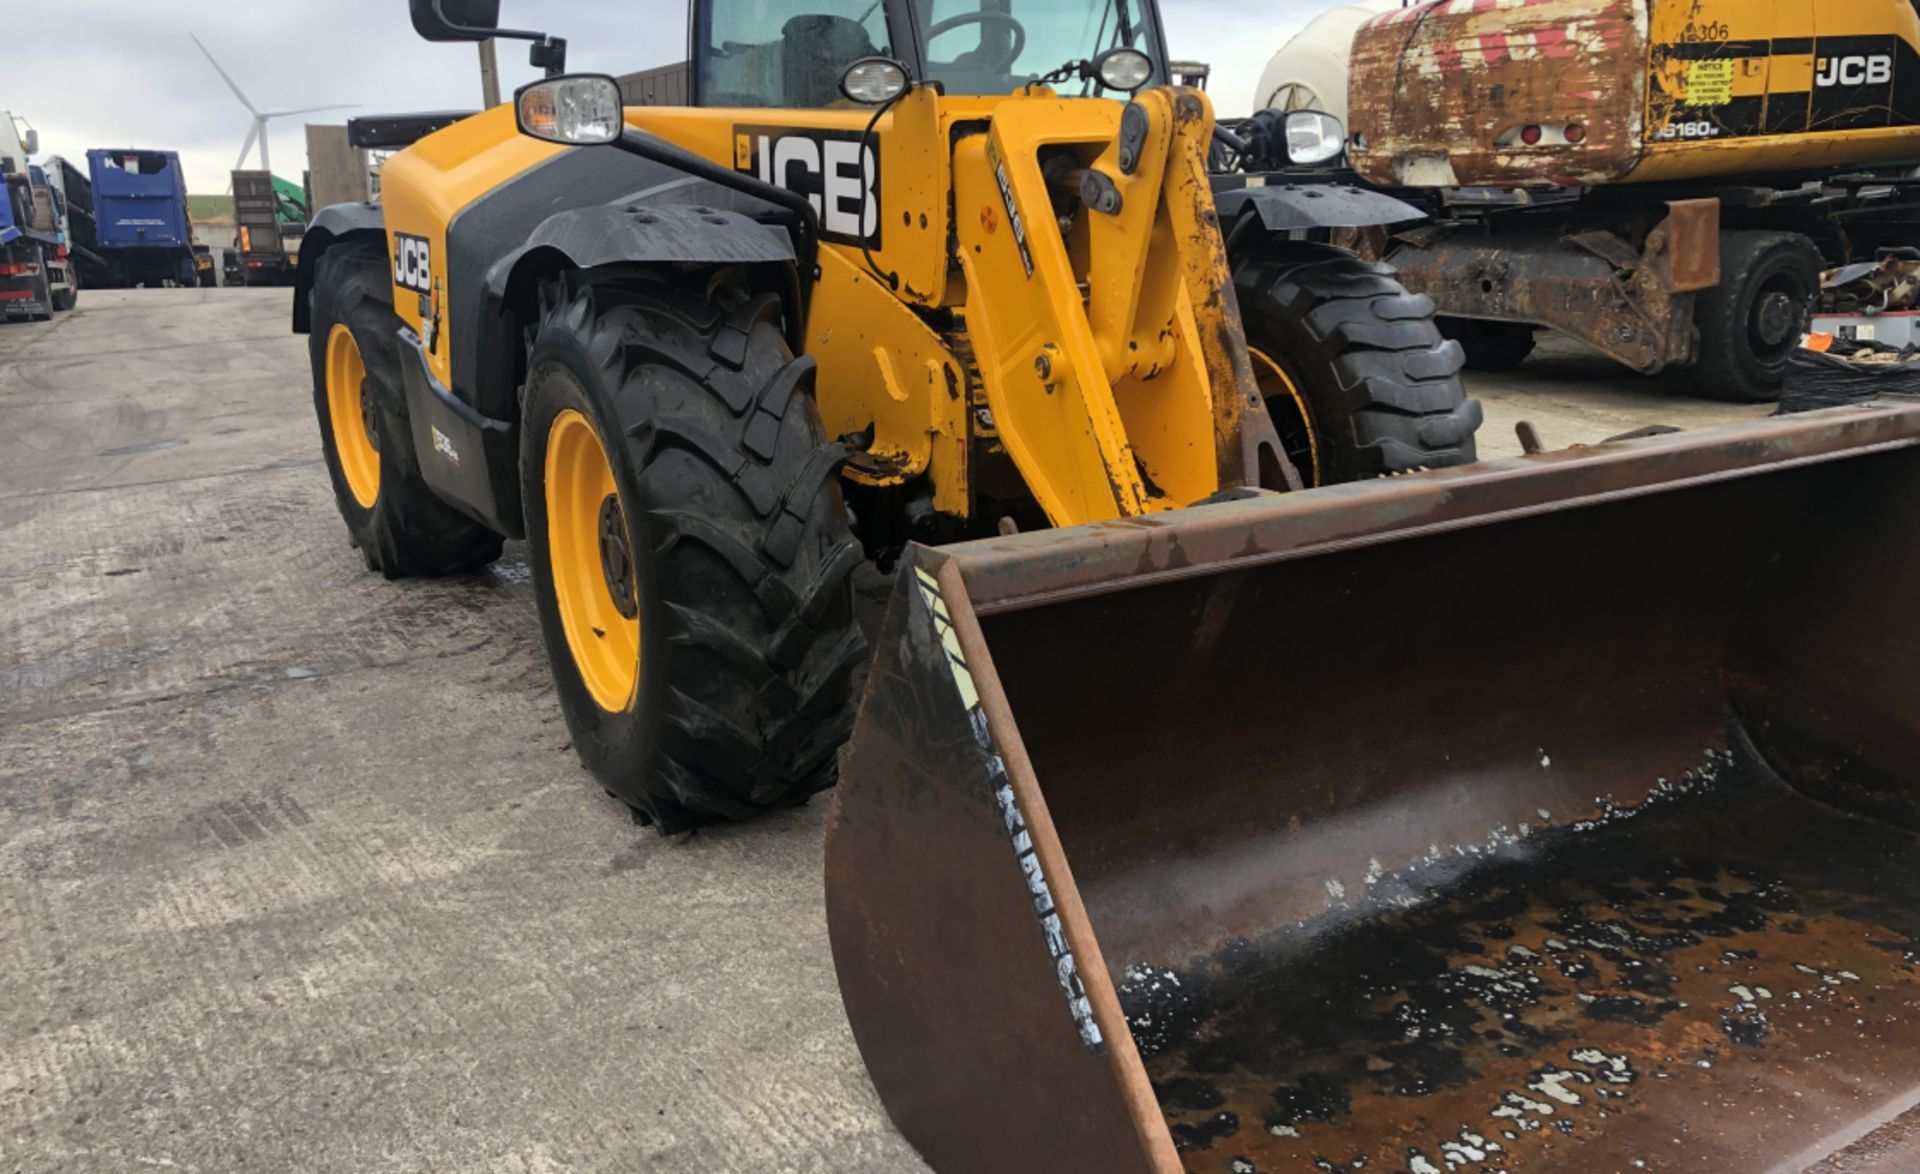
[{"x1": 295, "y1": 2, "x2": 1920, "y2": 1171}]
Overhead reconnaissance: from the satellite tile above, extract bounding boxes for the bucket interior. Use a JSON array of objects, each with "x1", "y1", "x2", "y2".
[{"x1": 978, "y1": 449, "x2": 1920, "y2": 1172}]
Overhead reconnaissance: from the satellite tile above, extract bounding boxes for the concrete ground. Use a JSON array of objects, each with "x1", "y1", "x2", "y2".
[
  {"x1": 1470, "y1": 333, "x2": 1773, "y2": 457},
  {"x1": 0, "y1": 291, "x2": 1767, "y2": 1172}
]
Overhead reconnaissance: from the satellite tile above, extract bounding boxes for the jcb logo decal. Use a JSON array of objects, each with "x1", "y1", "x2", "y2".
[
  {"x1": 1816, "y1": 54, "x2": 1893, "y2": 88},
  {"x1": 392, "y1": 233, "x2": 433, "y2": 294},
  {"x1": 735, "y1": 127, "x2": 880, "y2": 248}
]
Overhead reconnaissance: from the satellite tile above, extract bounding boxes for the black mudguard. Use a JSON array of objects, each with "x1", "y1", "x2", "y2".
[
  {"x1": 407, "y1": 199, "x2": 799, "y2": 539},
  {"x1": 1215, "y1": 182, "x2": 1426, "y2": 231},
  {"x1": 298, "y1": 145, "x2": 803, "y2": 539},
  {"x1": 292, "y1": 202, "x2": 386, "y2": 334}
]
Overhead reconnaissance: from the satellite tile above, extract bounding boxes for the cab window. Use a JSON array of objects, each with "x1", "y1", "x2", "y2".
[
  {"x1": 698, "y1": 2, "x2": 896, "y2": 108},
  {"x1": 915, "y1": 0, "x2": 1164, "y2": 98}
]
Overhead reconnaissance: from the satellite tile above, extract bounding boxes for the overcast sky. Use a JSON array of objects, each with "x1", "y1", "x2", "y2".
[{"x1": 11, "y1": 1, "x2": 1340, "y2": 194}]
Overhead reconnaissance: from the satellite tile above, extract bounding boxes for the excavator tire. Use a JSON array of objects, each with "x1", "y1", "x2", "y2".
[
  {"x1": 309, "y1": 241, "x2": 504, "y2": 578},
  {"x1": 1234, "y1": 241, "x2": 1482, "y2": 486},
  {"x1": 520, "y1": 274, "x2": 867, "y2": 833},
  {"x1": 1690, "y1": 231, "x2": 1824, "y2": 403}
]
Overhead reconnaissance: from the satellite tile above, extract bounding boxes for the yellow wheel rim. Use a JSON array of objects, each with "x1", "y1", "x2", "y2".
[
  {"x1": 546, "y1": 408, "x2": 642, "y2": 713},
  {"x1": 1249, "y1": 346, "x2": 1323, "y2": 489},
  {"x1": 325, "y1": 323, "x2": 382, "y2": 509}
]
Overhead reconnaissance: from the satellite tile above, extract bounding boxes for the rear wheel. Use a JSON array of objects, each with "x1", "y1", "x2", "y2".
[
  {"x1": 522, "y1": 275, "x2": 867, "y2": 832},
  {"x1": 308, "y1": 241, "x2": 503, "y2": 577},
  {"x1": 1690, "y1": 231, "x2": 1823, "y2": 403},
  {"x1": 50, "y1": 268, "x2": 77, "y2": 312},
  {"x1": 1235, "y1": 242, "x2": 1481, "y2": 485}
]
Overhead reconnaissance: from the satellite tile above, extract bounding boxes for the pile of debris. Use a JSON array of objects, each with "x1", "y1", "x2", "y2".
[
  {"x1": 1821, "y1": 249, "x2": 1920, "y2": 316},
  {"x1": 1779, "y1": 252, "x2": 1920, "y2": 412}
]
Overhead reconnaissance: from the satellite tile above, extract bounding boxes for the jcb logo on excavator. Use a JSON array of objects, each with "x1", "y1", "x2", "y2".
[
  {"x1": 734, "y1": 126, "x2": 881, "y2": 248},
  {"x1": 392, "y1": 233, "x2": 433, "y2": 295},
  {"x1": 1816, "y1": 54, "x2": 1894, "y2": 88}
]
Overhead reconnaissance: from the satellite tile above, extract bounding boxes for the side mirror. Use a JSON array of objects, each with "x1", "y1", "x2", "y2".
[
  {"x1": 21, "y1": 129, "x2": 38, "y2": 157},
  {"x1": 515, "y1": 75, "x2": 624, "y2": 146},
  {"x1": 410, "y1": 0, "x2": 502, "y2": 41},
  {"x1": 1284, "y1": 111, "x2": 1346, "y2": 167}
]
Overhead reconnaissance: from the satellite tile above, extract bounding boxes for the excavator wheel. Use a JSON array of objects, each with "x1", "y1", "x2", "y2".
[
  {"x1": 1234, "y1": 241, "x2": 1482, "y2": 486},
  {"x1": 520, "y1": 275, "x2": 867, "y2": 832},
  {"x1": 308, "y1": 241, "x2": 504, "y2": 578},
  {"x1": 1690, "y1": 231, "x2": 1824, "y2": 403}
]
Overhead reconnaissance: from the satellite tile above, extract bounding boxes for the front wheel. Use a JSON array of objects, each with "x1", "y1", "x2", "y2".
[
  {"x1": 1234, "y1": 242, "x2": 1482, "y2": 486},
  {"x1": 1689, "y1": 231, "x2": 1823, "y2": 403},
  {"x1": 522, "y1": 275, "x2": 867, "y2": 832}
]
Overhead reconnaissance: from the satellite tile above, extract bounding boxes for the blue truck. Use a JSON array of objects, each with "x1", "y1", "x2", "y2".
[
  {"x1": 0, "y1": 114, "x2": 78, "y2": 321},
  {"x1": 68, "y1": 148, "x2": 200, "y2": 289}
]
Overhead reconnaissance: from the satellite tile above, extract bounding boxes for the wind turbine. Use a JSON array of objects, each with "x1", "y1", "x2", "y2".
[{"x1": 190, "y1": 32, "x2": 357, "y2": 179}]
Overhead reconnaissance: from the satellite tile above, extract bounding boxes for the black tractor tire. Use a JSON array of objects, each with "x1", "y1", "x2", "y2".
[
  {"x1": 51, "y1": 278, "x2": 78, "y2": 313},
  {"x1": 1438, "y1": 316, "x2": 1537, "y2": 372},
  {"x1": 1234, "y1": 241, "x2": 1482, "y2": 486},
  {"x1": 521, "y1": 275, "x2": 867, "y2": 833},
  {"x1": 308, "y1": 241, "x2": 504, "y2": 577},
  {"x1": 1689, "y1": 231, "x2": 1824, "y2": 403}
]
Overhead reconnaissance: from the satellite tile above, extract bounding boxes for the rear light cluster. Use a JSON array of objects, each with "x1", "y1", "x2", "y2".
[
  {"x1": 0, "y1": 261, "x2": 41, "y2": 278},
  {"x1": 1499, "y1": 122, "x2": 1587, "y2": 149}
]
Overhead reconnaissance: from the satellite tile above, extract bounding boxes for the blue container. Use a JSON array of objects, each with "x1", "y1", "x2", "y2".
[{"x1": 86, "y1": 149, "x2": 191, "y2": 250}]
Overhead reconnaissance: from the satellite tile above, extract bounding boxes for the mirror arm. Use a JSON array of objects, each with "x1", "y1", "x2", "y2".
[
  {"x1": 430, "y1": 0, "x2": 566, "y2": 74},
  {"x1": 526, "y1": 35, "x2": 568, "y2": 76}
]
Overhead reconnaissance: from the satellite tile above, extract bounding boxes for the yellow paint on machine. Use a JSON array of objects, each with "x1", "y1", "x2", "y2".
[
  {"x1": 1634, "y1": 0, "x2": 1920, "y2": 182},
  {"x1": 374, "y1": 81, "x2": 1258, "y2": 530},
  {"x1": 613, "y1": 88, "x2": 1239, "y2": 528},
  {"x1": 377, "y1": 106, "x2": 567, "y2": 390},
  {"x1": 1349, "y1": 0, "x2": 1920, "y2": 189}
]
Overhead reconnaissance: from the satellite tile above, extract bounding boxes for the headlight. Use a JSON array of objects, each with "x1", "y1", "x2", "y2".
[
  {"x1": 1284, "y1": 111, "x2": 1346, "y2": 167},
  {"x1": 514, "y1": 75, "x2": 623, "y2": 146},
  {"x1": 841, "y1": 57, "x2": 912, "y2": 105},
  {"x1": 1094, "y1": 48, "x2": 1155, "y2": 94}
]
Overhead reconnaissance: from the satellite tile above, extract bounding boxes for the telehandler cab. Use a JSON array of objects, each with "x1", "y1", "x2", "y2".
[{"x1": 296, "y1": 2, "x2": 1920, "y2": 1171}]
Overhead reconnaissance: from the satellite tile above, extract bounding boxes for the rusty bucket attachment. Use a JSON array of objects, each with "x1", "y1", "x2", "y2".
[{"x1": 826, "y1": 405, "x2": 1920, "y2": 1173}]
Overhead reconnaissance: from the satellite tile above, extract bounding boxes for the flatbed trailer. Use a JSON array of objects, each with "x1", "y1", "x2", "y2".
[{"x1": 231, "y1": 170, "x2": 300, "y2": 286}]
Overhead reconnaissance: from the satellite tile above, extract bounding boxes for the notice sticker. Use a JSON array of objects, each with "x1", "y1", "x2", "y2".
[{"x1": 1686, "y1": 59, "x2": 1735, "y2": 107}]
